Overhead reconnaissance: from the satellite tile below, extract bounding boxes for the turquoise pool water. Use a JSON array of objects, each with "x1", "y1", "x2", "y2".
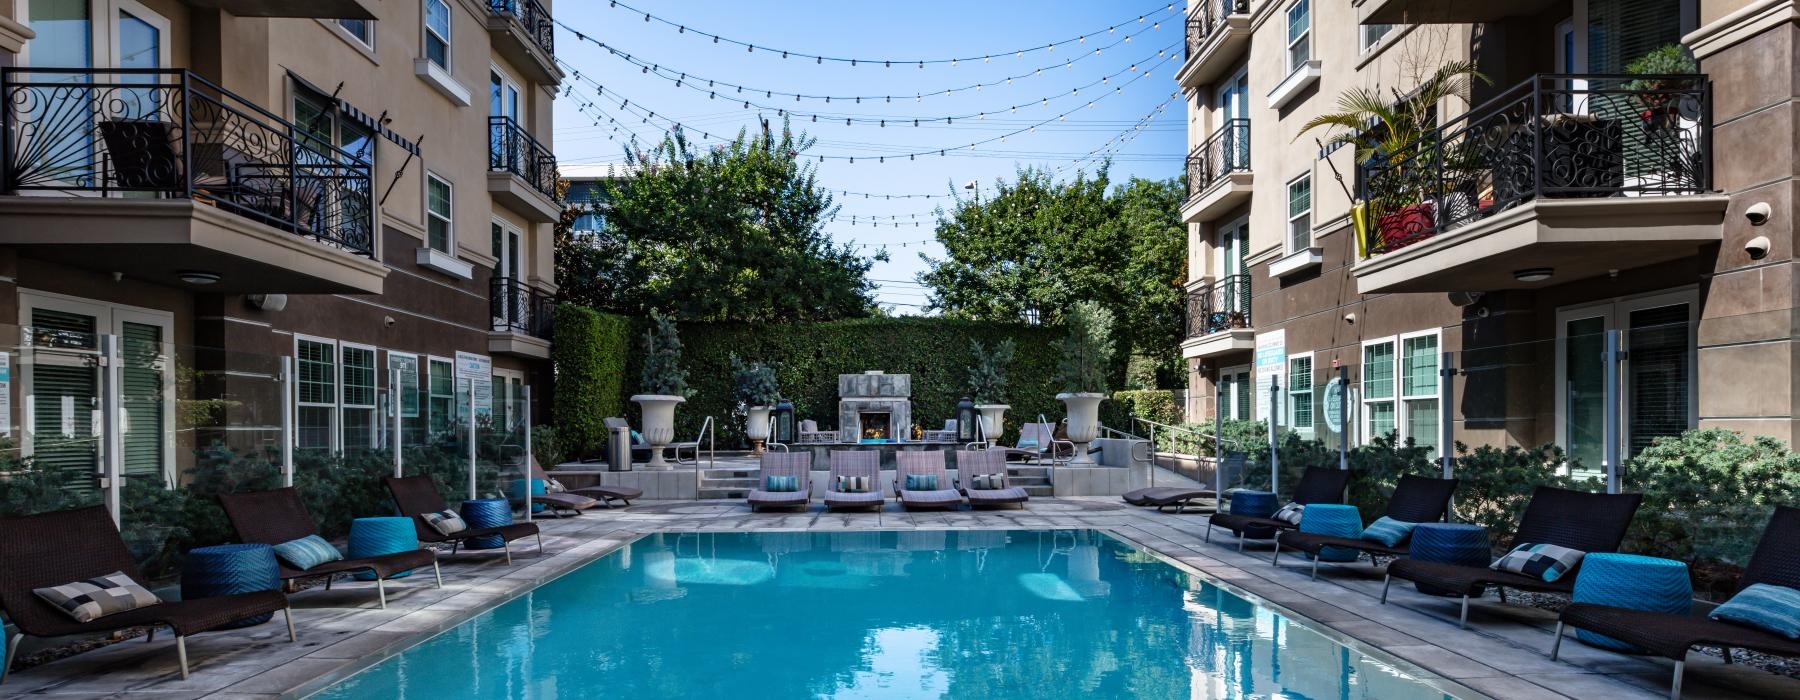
[{"x1": 312, "y1": 530, "x2": 1459, "y2": 699}]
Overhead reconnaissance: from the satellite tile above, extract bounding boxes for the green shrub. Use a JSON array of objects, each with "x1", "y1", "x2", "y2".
[
  {"x1": 1110, "y1": 389, "x2": 1178, "y2": 428},
  {"x1": 1054, "y1": 300, "x2": 1115, "y2": 394},
  {"x1": 551, "y1": 304, "x2": 631, "y2": 458},
  {"x1": 1449, "y1": 442, "x2": 1598, "y2": 545},
  {"x1": 730, "y1": 354, "x2": 781, "y2": 407},
  {"x1": 966, "y1": 339, "x2": 1014, "y2": 405},
  {"x1": 638, "y1": 310, "x2": 692, "y2": 398},
  {"x1": 1345, "y1": 434, "x2": 1437, "y2": 524},
  {"x1": 1623, "y1": 429, "x2": 1800, "y2": 597},
  {"x1": 531, "y1": 424, "x2": 569, "y2": 468}
]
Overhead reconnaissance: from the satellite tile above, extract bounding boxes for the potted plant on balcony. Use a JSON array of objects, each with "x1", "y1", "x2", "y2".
[
  {"x1": 1055, "y1": 301, "x2": 1115, "y2": 465},
  {"x1": 631, "y1": 310, "x2": 691, "y2": 470},
  {"x1": 1298, "y1": 61, "x2": 1487, "y2": 255},
  {"x1": 1624, "y1": 44, "x2": 1699, "y2": 131},
  {"x1": 731, "y1": 354, "x2": 780, "y2": 455},
  {"x1": 967, "y1": 338, "x2": 1015, "y2": 446}
]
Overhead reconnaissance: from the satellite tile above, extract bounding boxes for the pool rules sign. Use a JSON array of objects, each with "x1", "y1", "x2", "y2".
[
  {"x1": 454, "y1": 351, "x2": 494, "y2": 420},
  {"x1": 1253, "y1": 330, "x2": 1285, "y2": 422}
]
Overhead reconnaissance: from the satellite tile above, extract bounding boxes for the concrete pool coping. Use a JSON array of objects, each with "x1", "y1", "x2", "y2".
[{"x1": 5, "y1": 499, "x2": 1797, "y2": 699}]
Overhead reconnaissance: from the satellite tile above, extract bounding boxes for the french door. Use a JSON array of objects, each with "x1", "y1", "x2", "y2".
[{"x1": 1556, "y1": 290, "x2": 1696, "y2": 473}]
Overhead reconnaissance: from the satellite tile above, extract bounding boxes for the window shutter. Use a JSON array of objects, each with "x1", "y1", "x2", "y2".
[
  {"x1": 27, "y1": 309, "x2": 99, "y2": 489},
  {"x1": 119, "y1": 322, "x2": 166, "y2": 483}
]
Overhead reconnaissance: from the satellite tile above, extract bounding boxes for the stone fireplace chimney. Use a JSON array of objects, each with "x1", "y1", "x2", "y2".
[{"x1": 838, "y1": 371, "x2": 911, "y2": 443}]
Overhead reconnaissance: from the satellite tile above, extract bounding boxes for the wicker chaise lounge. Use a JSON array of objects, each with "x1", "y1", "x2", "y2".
[
  {"x1": 1122, "y1": 451, "x2": 1249, "y2": 513},
  {"x1": 823, "y1": 450, "x2": 885, "y2": 511},
  {"x1": 957, "y1": 449, "x2": 1029, "y2": 507},
  {"x1": 532, "y1": 460, "x2": 642, "y2": 509},
  {"x1": 747, "y1": 452, "x2": 813, "y2": 511},
  {"x1": 0, "y1": 506, "x2": 295, "y2": 681},
  {"x1": 1553, "y1": 505, "x2": 1800, "y2": 699},
  {"x1": 896, "y1": 451, "x2": 964, "y2": 511},
  {"x1": 384, "y1": 476, "x2": 543, "y2": 563},
  {"x1": 1272, "y1": 475, "x2": 1460, "y2": 578},
  {"x1": 1205, "y1": 467, "x2": 1353, "y2": 551},
  {"x1": 1381, "y1": 486, "x2": 1643, "y2": 629},
  {"x1": 220, "y1": 488, "x2": 441, "y2": 608}
]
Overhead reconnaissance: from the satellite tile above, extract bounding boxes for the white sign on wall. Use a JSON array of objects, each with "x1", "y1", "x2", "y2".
[
  {"x1": 455, "y1": 352, "x2": 494, "y2": 420},
  {"x1": 1253, "y1": 329, "x2": 1285, "y2": 422}
]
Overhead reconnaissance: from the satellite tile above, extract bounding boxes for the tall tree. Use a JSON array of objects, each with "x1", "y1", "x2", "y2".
[
  {"x1": 556, "y1": 124, "x2": 883, "y2": 322},
  {"x1": 920, "y1": 166, "x2": 1186, "y2": 385}
]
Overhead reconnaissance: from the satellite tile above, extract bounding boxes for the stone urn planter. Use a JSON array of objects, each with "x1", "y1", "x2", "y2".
[
  {"x1": 1057, "y1": 392, "x2": 1104, "y2": 465},
  {"x1": 745, "y1": 405, "x2": 772, "y2": 454},
  {"x1": 630, "y1": 394, "x2": 685, "y2": 470},
  {"x1": 975, "y1": 404, "x2": 1009, "y2": 446}
]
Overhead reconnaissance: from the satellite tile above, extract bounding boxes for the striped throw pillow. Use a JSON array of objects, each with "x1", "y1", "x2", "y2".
[
  {"x1": 421, "y1": 509, "x2": 468, "y2": 536},
  {"x1": 273, "y1": 534, "x2": 344, "y2": 570},
  {"x1": 904, "y1": 473, "x2": 939, "y2": 491},
  {"x1": 1491, "y1": 543, "x2": 1586, "y2": 583},
  {"x1": 1359, "y1": 516, "x2": 1417, "y2": 547},
  {"x1": 34, "y1": 572, "x2": 161, "y2": 623},
  {"x1": 764, "y1": 475, "x2": 800, "y2": 492},
  {"x1": 1271, "y1": 502, "x2": 1306, "y2": 525},
  {"x1": 835, "y1": 475, "x2": 870, "y2": 493},
  {"x1": 1710, "y1": 584, "x2": 1800, "y2": 639},
  {"x1": 970, "y1": 474, "x2": 1004, "y2": 490}
]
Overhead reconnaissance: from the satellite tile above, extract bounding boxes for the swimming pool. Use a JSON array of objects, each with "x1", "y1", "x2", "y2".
[{"x1": 310, "y1": 530, "x2": 1464, "y2": 699}]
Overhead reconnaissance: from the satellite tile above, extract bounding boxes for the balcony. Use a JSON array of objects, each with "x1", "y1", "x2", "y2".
[
  {"x1": 487, "y1": 116, "x2": 562, "y2": 223},
  {"x1": 182, "y1": 0, "x2": 376, "y2": 19},
  {"x1": 487, "y1": 0, "x2": 563, "y2": 86},
  {"x1": 1176, "y1": 0, "x2": 1251, "y2": 89},
  {"x1": 489, "y1": 276, "x2": 553, "y2": 358},
  {"x1": 0, "y1": 68, "x2": 385, "y2": 294},
  {"x1": 1181, "y1": 119, "x2": 1252, "y2": 223},
  {"x1": 1358, "y1": 0, "x2": 1558, "y2": 25},
  {"x1": 1352, "y1": 74, "x2": 1728, "y2": 294},
  {"x1": 1181, "y1": 274, "x2": 1254, "y2": 360}
]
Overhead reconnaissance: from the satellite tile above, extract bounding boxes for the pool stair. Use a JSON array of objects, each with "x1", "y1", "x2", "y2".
[{"x1": 701, "y1": 465, "x2": 1057, "y2": 500}]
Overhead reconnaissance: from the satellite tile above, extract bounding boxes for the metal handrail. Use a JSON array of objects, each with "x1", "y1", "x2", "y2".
[
  {"x1": 1098, "y1": 425, "x2": 1154, "y2": 464},
  {"x1": 762, "y1": 416, "x2": 789, "y2": 452},
  {"x1": 1036, "y1": 413, "x2": 1077, "y2": 466},
  {"x1": 673, "y1": 415, "x2": 716, "y2": 470}
]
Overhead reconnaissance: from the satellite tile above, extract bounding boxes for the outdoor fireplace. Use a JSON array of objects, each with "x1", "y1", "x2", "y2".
[{"x1": 838, "y1": 371, "x2": 911, "y2": 443}]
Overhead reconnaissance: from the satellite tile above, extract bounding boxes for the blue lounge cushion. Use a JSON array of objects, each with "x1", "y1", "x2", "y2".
[
  {"x1": 1710, "y1": 583, "x2": 1800, "y2": 639},
  {"x1": 1491, "y1": 543, "x2": 1585, "y2": 583},
  {"x1": 1360, "y1": 516, "x2": 1417, "y2": 547},
  {"x1": 272, "y1": 534, "x2": 344, "y2": 571},
  {"x1": 1016, "y1": 439, "x2": 1039, "y2": 449},
  {"x1": 904, "y1": 473, "x2": 939, "y2": 491},
  {"x1": 764, "y1": 475, "x2": 800, "y2": 492}
]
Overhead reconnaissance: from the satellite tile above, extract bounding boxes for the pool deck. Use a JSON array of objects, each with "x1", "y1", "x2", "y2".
[{"x1": 7, "y1": 498, "x2": 1797, "y2": 699}]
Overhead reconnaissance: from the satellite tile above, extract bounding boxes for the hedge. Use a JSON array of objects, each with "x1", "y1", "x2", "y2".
[
  {"x1": 551, "y1": 304, "x2": 632, "y2": 458},
  {"x1": 619, "y1": 317, "x2": 1092, "y2": 448},
  {"x1": 1108, "y1": 389, "x2": 1178, "y2": 430}
]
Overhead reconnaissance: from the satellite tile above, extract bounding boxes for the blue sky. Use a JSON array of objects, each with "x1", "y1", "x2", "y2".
[{"x1": 551, "y1": 1, "x2": 1187, "y2": 313}]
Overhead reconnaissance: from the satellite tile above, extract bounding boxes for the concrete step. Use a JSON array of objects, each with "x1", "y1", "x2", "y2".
[
  {"x1": 700, "y1": 477, "x2": 760, "y2": 489},
  {"x1": 701, "y1": 469, "x2": 758, "y2": 479},
  {"x1": 1022, "y1": 485, "x2": 1053, "y2": 497},
  {"x1": 699, "y1": 488, "x2": 750, "y2": 500}
]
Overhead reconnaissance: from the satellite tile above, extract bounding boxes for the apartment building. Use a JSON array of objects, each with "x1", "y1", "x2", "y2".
[
  {"x1": 0, "y1": 0, "x2": 561, "y2": 485},
  {"x1": 1178, "y1": 0, "x2": 1790, "y2": 473}
]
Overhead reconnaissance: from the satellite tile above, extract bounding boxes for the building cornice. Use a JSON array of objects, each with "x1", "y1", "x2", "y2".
[
  {"x1": 1686, "y1": 0, "x2": 1795, "y2": 60},
  {"x1": 0, "y1": 14, "x2": 35, "y2": 54}
]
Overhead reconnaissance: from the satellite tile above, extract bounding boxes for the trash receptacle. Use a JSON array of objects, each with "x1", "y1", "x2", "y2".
[{"x1": 608, "y1": 426, "x2": 632, "y2": 471}]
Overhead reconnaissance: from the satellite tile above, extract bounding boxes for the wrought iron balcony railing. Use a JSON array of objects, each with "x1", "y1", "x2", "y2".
[
  {"x1": 488, "y1": 115, "x2": 560, "y2": 202},
  {"x1": 1186, "y1": 118, "x2": 1251, "y2": 201},
  {"x1": 488, "y1": 0, "x2": 555, "y2": 59},
  {"x1": 1186, "y1": 274, "x2": 1252, "y2": 339},
  {"x1": 490, "y1": 276, "x2": 554, "y2": 339},
  {"x1": 1357, "y1": 73, "x2": 1711, "y2": 258},
  {"x1": 1, "y1": 68, "x2": 375, "y2": 256},
  {"x1": 1186, "y1": 0, "x2": 1249, "y2": 59}
]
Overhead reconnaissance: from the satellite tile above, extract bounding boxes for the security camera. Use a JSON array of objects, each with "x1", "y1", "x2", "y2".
[
  {"x1": 1747, "y1": 202, "x2": 1772, "y2": 226},
  {"x1": 1746, "y1": 235, "x2": 1772, "y2": 260},
  {"x1": 384, "y1": 315, "x2": 397, "y2": 327}
]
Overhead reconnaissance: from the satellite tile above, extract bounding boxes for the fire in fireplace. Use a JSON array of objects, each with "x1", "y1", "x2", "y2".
[{"x1": 859, "y1": 412, "x2": 892, "y2": 442}]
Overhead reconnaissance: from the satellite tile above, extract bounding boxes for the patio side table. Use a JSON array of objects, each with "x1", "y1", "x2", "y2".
[
  {"x1": 1571, "y1": 553, "x2": 1692, "y2": 652},
  {"x1": 348, "y1": 516, "x2": 419, "y2": 581},
  {"x1": 181, "y1": 543, "x2": 280, "y2": 628},
  {"x1": 1298, "y1": 504, "x2": 1363, "y2": 562},
  {"x1": 1408, "y1": 523, "x2": 1491, "y2": 597},
  {"x1": 460, "y1": 498, "x2": 513, "y2": 550},
  {"x1": 1229, "y1": 490, "x2": 1280, "y2": 540}
]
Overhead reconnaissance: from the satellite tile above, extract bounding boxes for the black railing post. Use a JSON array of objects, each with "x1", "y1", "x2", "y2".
[
  {"x1": 180, "y1": 72, "x2": 195, "y2": 201},
  {"x1": 1531, "y1": 77, "x2": 1544, "y2": 199},
  {"x1": 1, "y1": 69, "x2": 13, "y2": 193}
]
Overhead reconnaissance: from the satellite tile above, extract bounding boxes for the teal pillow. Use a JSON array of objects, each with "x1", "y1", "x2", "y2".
[
  {"x1": 1359, "y1": 516, "x2": 1417, "y2": 548},
  {"x1": 630, "y1": 430, "x2": 645, "y2": 445},
  {"x1": 764, "y1": 475, "x2": 800, "y2": 492},
  {"x1": 1710, "y1": 584, "x2": 1800, "y2": 639},
  {"x1": 1016, "y1": 439, "x2": 1039, "y2": 449},
  {"x1": 904, "y1": 473, "x2": 939, "y2": 491},
  {"x1": 273, "y1": 534, "x2": 343, "y2": 571}
]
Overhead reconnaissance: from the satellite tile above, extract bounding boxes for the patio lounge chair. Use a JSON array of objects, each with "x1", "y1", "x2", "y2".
[
  {"x1": 1272, "y1": 475, "x2": 1460, "y2": 578},
  {"x1": 0, "y1": 506, "x2": 294, "y2": 681},
  {"x1": 896, "y1": 451, "x2": 964, "y2": 511},
  {"x1": 1381, "y1": 486, "x2": 1643, "y2": 629},
  {"x1": 1551, "y1": 506, "x2": 1800, "y2": 699},
  {"x1": 219, "y1": 488, "x2": 441, "y2": 608},
  {"x1": 384, "y1": 476, "x2": 543, "y2": 564},
  {"x1": 1121, "y1": 450, "x2": 1249, "y2": 513},
  {"x1": 1003, "y1": 422, "x2": 1062, "y2": 462},
  {"x1": 532, "y1": 459, "x2": 642, "y2": 509},
  {"x1": 747, "y1": 452, "x2": 813, "y2": 511},
  {"x1": 1205, "y1": 467, "x2": 1353, "y2": 551},
  {"x1": 956, "y1": 449, "x2": 1028, "y2": 507},
  {"x1": 823, "y1": 450, "x2": 884, "y2": 511},
  {"x1": 798, "y1": 419, "x2": 838, "y2": 444}
]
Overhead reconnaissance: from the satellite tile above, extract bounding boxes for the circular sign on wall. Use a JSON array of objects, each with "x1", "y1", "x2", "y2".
[{"x1": 1323, "y1": 377, "x2": 1344, "y2": 433}]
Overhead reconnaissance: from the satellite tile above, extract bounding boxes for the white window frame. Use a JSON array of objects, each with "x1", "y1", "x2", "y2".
[
  {"x1": 294, "y1": 334, "x2": 339, "y2": 452},
  {"x1": 1553, "y1": 288, "x2": 1699, "y2": 470},
  {"x1": 1286, "y1": 173, "x2": 1312, "y2": 254},
  {"x1": 425, "y1": 171, "x2": 454, "y2": 253},
  {"x1": 489, "y1": 65, "x2": 522, "y2": 122},
  {"x1": 1286, "y1": 352, "x2": 1314, "y2": 440},
  {"x1": 1283, "y1": 0, "x2": 1311, "y2": 76},
  {"x1": 18, "y1": 0, "x2": 174, "y2": 70},
  {"x1": 1359, "y1": 23, "x2": 1395, "y2": 54},
  {"x1": 1218, "y1": 364, "x2": 1252, "y2": 422},
  {"x1": 492, "y1": 367, "x2": 526, "y2": 433},
  {"x1": 1214, "y1": 215, "x2": 1248, "y2": 280},
  {"x1": 339, "y1": 341, "x2": 379, "y2": 451},
  {"x1": 1360, "y1": 336, "x2": 1397, "y2": 445},
  {"x1": 422, "y1": 0, "x2": 451, "y2": 72},
  {"x1": 1398, "y1": 329, "x2": 1443, "y2": 458},
  {"x1": 426, "y1": 355, "x2": 457, "y2": 436},
  {"x1": 337, "y1": 17, "x2": 375, "y2": 49}
]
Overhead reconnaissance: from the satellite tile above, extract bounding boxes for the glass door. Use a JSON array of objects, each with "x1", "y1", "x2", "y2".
[
  {"x1": 1214, "y1": 70, "x2": 1249, "y2": 170},
  {"x1": 1556, "y1": 291, "x2": 1695, "y2": 473},
  {"x1": 490, "y1": 221, "x2": 523, "y2": 329}
]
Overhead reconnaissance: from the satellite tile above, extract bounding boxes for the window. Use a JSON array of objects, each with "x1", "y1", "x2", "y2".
[
  {"x1": 1218, "y1": 366, "x2": 1252, "y2": 422},
  {"x1": 339, "y1": 17, "x2": 374, "y2": 48},
  {"x1": 296, "y1": 337, "x2": 337, "y2": 450},
  {"x1": 1359, "y1": 23, "x2": 1394, "y2": 53},
  {"x1": 1287, "y1": 354, "x2": 1313, "y2": 439},
  {"x1": 1284, "y1": 0, "x2": 1310, "y2": 74},
  {"x1": 428, "y1": 356, "x2": 456, "y2": 435},
  {"x1": 341, "y1": 343, "x2": 378, "y2": 451},
  {"x1": 426, "y1": 173, "x2": 453, "y2": 253},
  {"x1": 295, "y1": 85, "x2": 375, "y2": 164},
  {"x1": 492, "y1": 368, "x2": 526, "y2": 434},
  {"x1": 423, "y1": 0, "x2": 451, "y2": 70},
  {"x1": 1362, "y1": 340, "x2": 1396, "y2": 441},
  {"x1": 1556, "y1": 290, "x2": 1696, "y2": 472},
  {"x1": 1286, "y1": 174, "x2": 1312, "y2": 252},
  {"x1": 1362, "y1": 331, "x2": 1443, "y2": 454},
  {"x1": 568, "y1": 181, "x2": 610, "y2": 234}
]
